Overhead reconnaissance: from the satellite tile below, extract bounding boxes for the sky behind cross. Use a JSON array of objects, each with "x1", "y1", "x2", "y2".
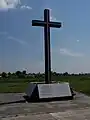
[{"x1": 0, "y1": 0, "x2": 90, "y2": 73}]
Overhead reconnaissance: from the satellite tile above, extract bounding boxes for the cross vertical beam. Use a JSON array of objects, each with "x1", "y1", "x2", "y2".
[
  {"x1": 32, "y1": 9, "x2": 62, "y2": 84},
  {"x1": 44, "y1": 9, "x2": 51, "y2": 84}
]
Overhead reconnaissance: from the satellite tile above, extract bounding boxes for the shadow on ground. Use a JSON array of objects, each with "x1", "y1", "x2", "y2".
[
  {"x1": 0, "y1": 99, "x2": 26, "y2": 105},
  {"x1": 0, "y1": 95, "x2": 74, "y2": 105}
]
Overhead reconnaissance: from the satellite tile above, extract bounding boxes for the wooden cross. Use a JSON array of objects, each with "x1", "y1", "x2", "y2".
[{"x1": 32, "y1": 9, "x2": 62, "y2": 84}]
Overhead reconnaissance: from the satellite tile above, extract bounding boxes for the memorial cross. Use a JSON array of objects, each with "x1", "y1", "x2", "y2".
[{"x1": 32, "y1": 9, "x2": 61, "y2": 84}]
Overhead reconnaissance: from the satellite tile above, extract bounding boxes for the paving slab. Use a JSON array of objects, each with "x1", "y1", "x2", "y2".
[
  {"x1": 0, "y1": 93, "x2": 25, "y2": 104},
  {"x1": 0, "y1": 92, "x2": 90, "y2": 119}
]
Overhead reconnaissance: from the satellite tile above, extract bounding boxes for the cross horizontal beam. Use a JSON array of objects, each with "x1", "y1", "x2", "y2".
[
  {"x1": 32, "y1": 20, "x2": 61, "y2": 28},
  {"x1": 49, "y1": 22, "x2": 61, "y2": 28},
  {"x1": 32, "y1": 20, "x2": 45, "y2": 27}
]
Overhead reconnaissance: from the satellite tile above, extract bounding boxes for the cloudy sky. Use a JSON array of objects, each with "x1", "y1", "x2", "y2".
[{"x1": 0, "y1": 0, "x2": 90, "y2": 73}]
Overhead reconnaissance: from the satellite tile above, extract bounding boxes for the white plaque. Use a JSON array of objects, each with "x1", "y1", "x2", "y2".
[{"x1": 38, "y1": 83, "x2": 72, "y2": 98}]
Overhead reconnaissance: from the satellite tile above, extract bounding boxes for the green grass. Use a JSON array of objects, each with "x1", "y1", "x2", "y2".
[
  {"x1": 0, "y1": 76, "x2": 90, "y2": 95},
  {"x1": 0, "y1": 82, "x2": 28, "y2": 93}
]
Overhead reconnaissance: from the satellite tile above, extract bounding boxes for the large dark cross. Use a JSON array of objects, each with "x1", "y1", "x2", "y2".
[{"x1": 32, "y1": 9, "x2": 61, "y2": 84}]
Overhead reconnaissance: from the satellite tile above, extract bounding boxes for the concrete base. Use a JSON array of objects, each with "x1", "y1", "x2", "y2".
[{"x1": 24, "y1": 82, "x2": 75, "y2": 102}]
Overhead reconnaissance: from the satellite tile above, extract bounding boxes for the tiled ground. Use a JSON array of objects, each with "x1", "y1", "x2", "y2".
[{"x1": 0, "y1": 92, "x2": 90, "y2": 120}]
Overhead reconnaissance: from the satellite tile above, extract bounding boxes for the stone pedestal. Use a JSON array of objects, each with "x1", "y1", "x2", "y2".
[{"x1": 24, "y1": 82, "x2": 74, "y2": 102}]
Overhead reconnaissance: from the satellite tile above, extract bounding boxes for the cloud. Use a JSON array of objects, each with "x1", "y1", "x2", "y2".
[
  {"x1": 20, "y1": 5, "x2": 32, "y2": 10},
  {"x1": 8, "y1": 36, "x2": 28, "y2": 45},
  {"x1": 0, "y1": 31, "x2": 28, "y2": 46},
  {"x1": 0, "y1": 0, "x2": 32, "y2": 11},
  {"x1": 77, "y1": 40, "x2": 80, "y2": 42},
  {"x1": 0, "y1": 31, "x2": 7, "y2": 35},
  {"x1": 60, "y1": 48, "x2": 83, "y2": 57},
  {"x1": 0, "y1": 0, "x2": 20, "y2": 10},
  {"x1": 50, "y1": 16, "x2": 57, "y2": 21}
]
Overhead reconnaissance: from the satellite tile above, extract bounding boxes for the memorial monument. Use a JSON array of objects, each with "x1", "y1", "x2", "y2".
[{"x1": 25, "y1": 9, "x2": 75, "y2": 102}]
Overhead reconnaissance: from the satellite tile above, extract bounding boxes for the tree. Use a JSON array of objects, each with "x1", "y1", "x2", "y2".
[
  {"x1": 2, "y1": 72, "x2": 7, "y2": 78},
  {"x1": 15, "y1": 71, "x2": 21, "y2": 77},
  {"x1": 63, "y1": 72, "x2": 68, "y2": 76},
  {"x1": 22, "y1": 70, "x2": 26, "y2": 75},
  {"x1": 8, "y1": 72, "x2": 11, "y2": 76}
]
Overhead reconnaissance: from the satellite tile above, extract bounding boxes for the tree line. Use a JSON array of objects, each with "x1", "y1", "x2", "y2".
[{"x1": 0, "y1": 71, "x2": 90, "y2": 78}]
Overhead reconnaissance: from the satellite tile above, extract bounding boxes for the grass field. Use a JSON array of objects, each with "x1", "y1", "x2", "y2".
[{"x1": 0, "y1": 76, "x2": 90, "y2": 95}]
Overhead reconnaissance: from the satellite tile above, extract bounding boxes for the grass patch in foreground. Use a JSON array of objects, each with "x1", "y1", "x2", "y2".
[
  {"x1": 0, "y1": 76, "x2": 90, "y2": 96},
  {"x1": 0, "y1": 82, "x2": 28, "y2": 93}
]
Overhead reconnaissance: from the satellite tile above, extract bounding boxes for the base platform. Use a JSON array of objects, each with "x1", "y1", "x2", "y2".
[{"x1": 24, "y1": 82, "x2": 75, "y2": 102}]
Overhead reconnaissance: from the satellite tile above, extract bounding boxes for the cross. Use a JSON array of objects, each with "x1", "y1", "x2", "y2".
[{"x1": 32, "y1": 9, "x2": 62, "y2": 84}]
